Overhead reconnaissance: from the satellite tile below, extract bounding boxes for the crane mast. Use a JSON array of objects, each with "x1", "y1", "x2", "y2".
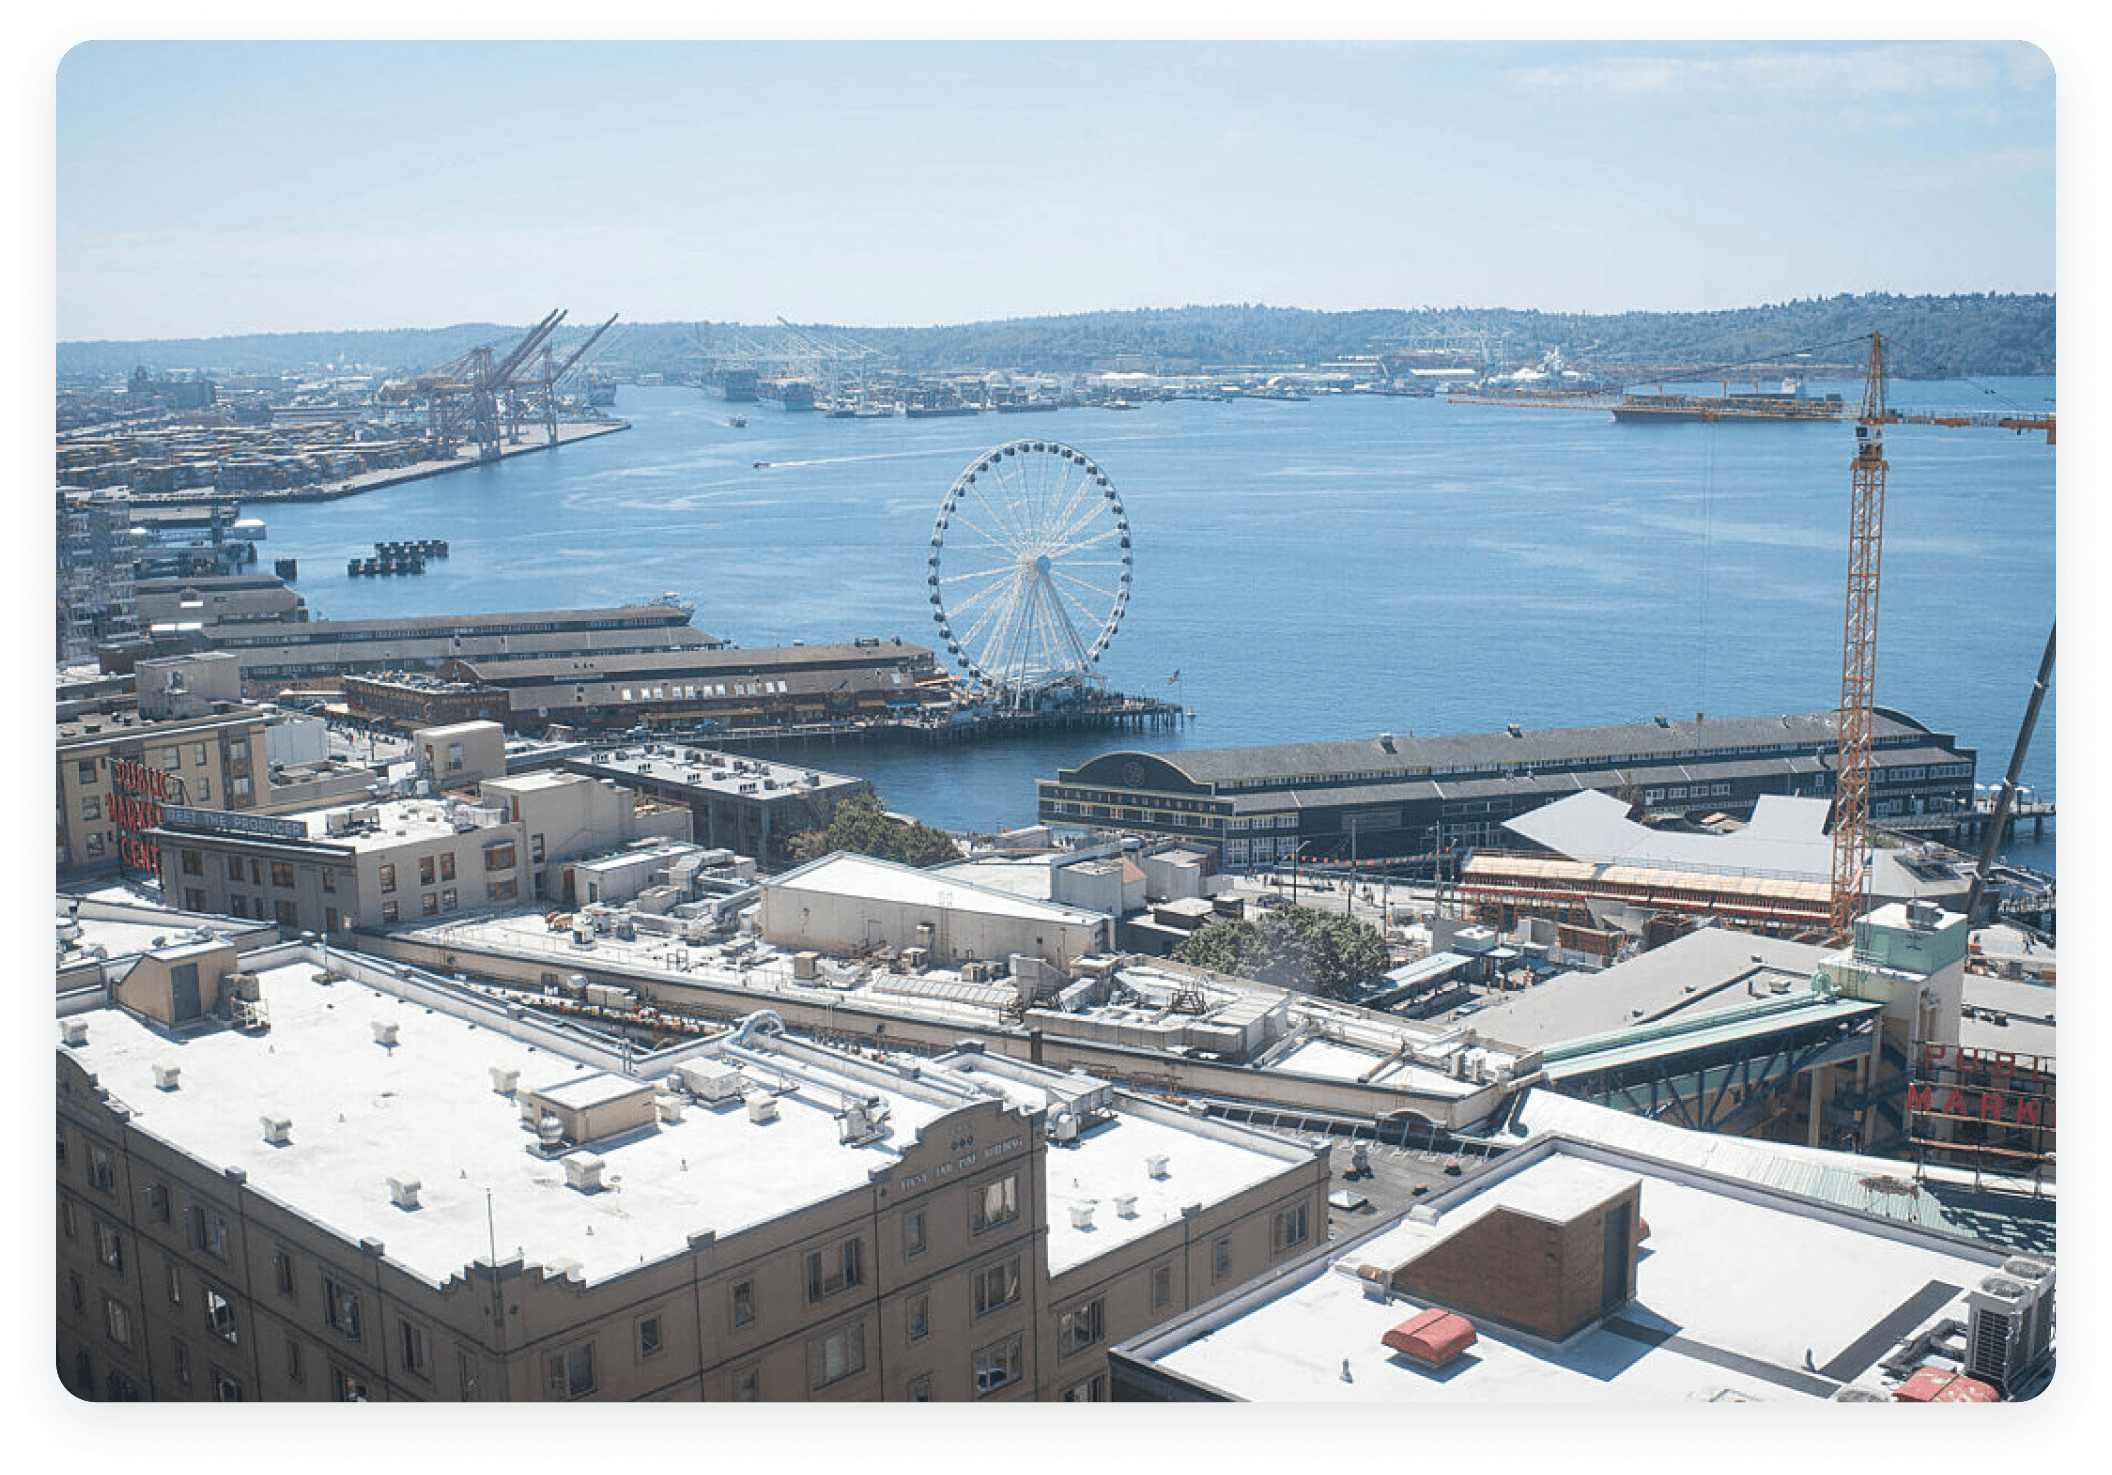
[{"x1": 1830, "y1": 334, "x2": 1888, "y2": 939}]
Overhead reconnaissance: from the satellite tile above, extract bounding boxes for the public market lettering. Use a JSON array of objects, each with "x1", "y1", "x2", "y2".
[
  {"x1": 110, "y1": 759, "x2": 173, "y2": 870},
  {"x1": 1904, "y1": 1081, "x2": 2054, "y2": 1129}
]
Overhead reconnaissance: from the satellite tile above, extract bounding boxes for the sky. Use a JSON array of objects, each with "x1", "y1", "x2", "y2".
[{"x1": 51, "y1": 36, "x2": 2060, "y2": 341}]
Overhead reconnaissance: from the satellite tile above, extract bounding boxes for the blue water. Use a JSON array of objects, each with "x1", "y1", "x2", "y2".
[{"x1": 254, "y1": 384, "x2": 2057, "y2": 870}]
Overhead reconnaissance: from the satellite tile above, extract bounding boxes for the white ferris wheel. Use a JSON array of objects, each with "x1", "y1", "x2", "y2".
[{"x1": 927, "y1": 439, "x2": 1132, "y2": 708}]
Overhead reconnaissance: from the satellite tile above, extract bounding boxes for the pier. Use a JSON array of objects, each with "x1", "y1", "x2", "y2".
[
  {"x1": 651, "y1": 692, "x2": 1189, "y2": 752},
  {"x1": 1873, "y1": 796, "x2": 2054, "y2": 846}
]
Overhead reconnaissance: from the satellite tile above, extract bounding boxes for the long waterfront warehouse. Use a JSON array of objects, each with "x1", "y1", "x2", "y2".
[{"x1": 1037, "y1": 709, "x2": 1975, "y2": 868}]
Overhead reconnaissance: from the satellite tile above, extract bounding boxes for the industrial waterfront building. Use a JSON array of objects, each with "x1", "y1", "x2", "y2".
[
  {"x1": 359, "y1": 636, "x2": 948, "y2": 733},
  {"x1": 561, "y1": 740, "x2": 872, "y2": 866},
  {"x1": 55, "y1": 937, "x2": 1327, "y2": 1401},
  {"x1": 143, "y1": 602, "x2": 724, "y2": 694},
  {"x1": 1038, "y1": 709, "x2": 1976, "y2": 869}
]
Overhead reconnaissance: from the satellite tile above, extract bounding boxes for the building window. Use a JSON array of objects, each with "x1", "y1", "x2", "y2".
[
  {"x1": 227, "y1": 855, "x2": 245, "y2": 881},
  {"x1": 95, "y1": 1222, "x2": 123, "y2": 1274},
  {"x1": 805, "y1": 1237, "x2": 865, "y2": 1303},
  {"x1": 102, "y1": 1297, "x2": 131, "y2": 1346},
  {"x1": 160, "y1": 746, "x2": 181, "y2": 771},
  {"x1": 732, "y1": 1364, "x2": 760, "y2": 1402},
  {"x1": 145, "y1": 1181, "x2": 170, "y2": 1222},
  {"x1": 973, "y1": 1335, "x2": 1023, "y2": 1397},
  {"x1": 332, "y1": 1365, "x2": 369, "y2": 1402},
  {"x1": 1212, "y1": 1237, "x2": 1234, "y2": 1283},
  {"x1": 458, "y1": 1349, "x2": 482, "y2": 1401},
  {"x1": 212, "y1": 1370, "x2": 243, "y2": 1402},
  {"x1": 808, "y1": 1323, "x2": 866, "y2": 1389},
  {"x1": 484, "y1": 842, "x2": 516, "y2": 871},
  {"x1": 231, "y1": 775, "x2": 252, "y2": 799},
  {"x1": 378, "y1": 863, "x2": 396, "y2": 894},
  {"x1": 181, "y1": 850, "x2": 203, "y2": 876},
  {"x1": 321, "y1": 868, "x2": 337, "y2": 893},
  {"x1": 230, "y1": 894, "x2": 249, "y2": 919},
  {"x1": 323, "y1": 1275, "x2": 362, "y2": 1341},
  {"x1": 730, "y1": 1279, "x2": 755, "y2": 1328},
  {"x1": 422, "y1": 893, "x2": 439, "y2": 917},
  {"x1": 381, "y1": 901, "x2": 399, "y2": 924},
  {"x1": 400, "y1": 1320, "x2": 431, "y2": 1380},
  {"x1": 440, "y1": 889, "x2": 457, "y2": 912},
  {"x1": 61, "y1": 1198, "x2": 77, "y2": 1241},
  {"x1": 164, "y1": 1257, "x2": 182, "y2": 1304},
  {"x1": 275, "y1": 899, "x2": 300, "y2": 928},
  {"x1": 486, "y1": 878, "x2": 518, "y2": 903},
  {"x1": 271, "y1": 861, "x2": 295, "y2": 888},
  {"x1": 907, "y1": 1372, "x2": 933, "y2": 1402},
  {"x1": 69, "y1": 1272, "x2": 86, "y2": 1315},
  {"x1": 902, "y1": 1209, "x2": 927, "y2": 1259},
  {"x1": 1059, "y1": 1298, "x2": 1105, "y2": 1357},
  {"x1": 973, "y1": 1256, "x2": 1022, "y2": 1317},
  {"x1": 1271, "y1": 1202, "x2": 1311, "y2": 1256},
  {"x1": 171, "y1": 1339, "x2": 191, "y2": 1388},
  {"x1": 196, "y1": 777, "x2": 210, "y2": 801},
  {"x1": 78, "y1": 759, "x2": 97, "y2": 785},
  {"x1": 907, "y1": 1294, "x2": 930, "y2": 1342},
  {"x1": 105, "y1": 1370, "x2": 139, "y2": 1401},
  {"x1": 419, "y1": 855, "x2": 436, "y2": 886},
  {"x1": 87, "y1": 1143, "x2": 116, "y2": 1193},
  {"x1": 637, "y1": 1313, "x2": 664, "y2": 1360},
  {"x1": 970, "y1": 1173, "x2": 1019, "y2": 1235},
  {"x1": 184, "y1": 1205, "x2": 229, "y2": 1261},
  {"x1": 84, "y1": 832, "x2": 106, "y2": 859},
  {"x1": 204, "y1": 1286, "x2": 238, "y2": 1343},
  {"x1": 286, "y1": 1336, "x2": 304, "y2": 1385},
  {"x1": 531, "y1": 833, "x2": 546, "y2": 863},
  {"x1": 545, "y1": 1342, "x2": 597, "y2": 1400},
  {"x1": 185, "y1": 888, "x2": 207, "y2": 911},
  {"x1": 440, "y1": 852, "x2": 456, "y2": 881},
  {"x1": 1063, "y1": 1373, "x2": 1108, "y2": 1402}
]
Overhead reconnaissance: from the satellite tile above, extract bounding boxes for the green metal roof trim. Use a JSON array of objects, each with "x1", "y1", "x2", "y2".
[{"x1": 1539, "y1": 990, "x2": 1884, "y2": 1076}]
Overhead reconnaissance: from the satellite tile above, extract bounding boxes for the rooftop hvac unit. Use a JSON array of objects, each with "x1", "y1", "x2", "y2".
[
  {"x1": 1113, "y1": 1193, "x2": 1138, "y2": 1219},
  {"x1": 746, "y1": 1094, "x2": 780, "y2": 1125},
  {"x1": 562, "y1": 1153, "x2": 607, "y2": 1193},
  {"x1": 677, "y1": 1062, "x2": 748, "y2": 1103},
  {"x1": 1146, "y1": 1153, "x2": 1170, "y2": 1180},
  {"x1": 371, "y1": 1020, "x2": 400, "y2": 1047},
  {"x1": 1069, "y1": 1202, "x2": 1096, "y2": 1230},
  {"x1": 489, "y1": 1066, "x2": 520, "y2": 1096},
  {"x1": 260, "y1": 1114, "x2": 292, "y2": 1146},
  {"x1": 1966, "y1": 1268, "x2": 2054, "y2": 1394},
  {"x1": 1049, "y1": 1110, "x2": 1079, "y2": 1145},
  {"x1": 152, "y1": 1064, "x2": 181, "y2": 1091},
  {"x1": 656, "y1": 1095, "x2": 685, "y2": 1124},
  {"x1": 60, "y1": 1019, "x2": 89, "y2": 1046},
  {"x1": 388, "y1": 1176, "x2": 421, "y2": 1210}
]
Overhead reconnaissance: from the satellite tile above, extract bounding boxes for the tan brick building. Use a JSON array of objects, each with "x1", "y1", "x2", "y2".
[{"x1": 56, "y1": 939, "x2": 1327, "y2": 1402}]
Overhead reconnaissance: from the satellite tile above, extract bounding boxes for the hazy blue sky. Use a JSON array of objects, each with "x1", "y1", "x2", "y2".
[{"x1": 55, "y1": 39, "x2": 2057, "y2": 340}]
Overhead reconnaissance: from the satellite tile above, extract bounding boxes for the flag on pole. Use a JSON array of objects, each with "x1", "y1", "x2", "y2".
[{"x1": 1167, "y1": 670, "x2": 1180, "y2": 684}]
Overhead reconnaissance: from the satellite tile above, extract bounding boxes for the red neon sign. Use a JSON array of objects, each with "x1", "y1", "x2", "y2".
[
  {"x1": 110, "y1": 757, "x2": 175, "y2": 873},
  {"x1": 1905, "y1": 1081, "x2": 2055, "y2": 1129}
]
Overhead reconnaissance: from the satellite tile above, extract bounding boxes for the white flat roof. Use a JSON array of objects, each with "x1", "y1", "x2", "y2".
[
  {"x1": 64, "y1": 961, "x2": 958, "y2": 1287},
  {"x1": 771, "y1": 852, "x2": 1106, "y2": 928},
  {"x1": 1146, "y1": 1144, "x2": 2008, "y2": 1402}
]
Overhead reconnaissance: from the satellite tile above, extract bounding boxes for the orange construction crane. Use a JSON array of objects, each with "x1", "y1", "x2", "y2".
[
  {"x1": 1830, "y1": 335, "x2": 1889, "y2": 939},
  {"x1": 1828, "y1": 335, "x2": 2053, "y2": 939}
]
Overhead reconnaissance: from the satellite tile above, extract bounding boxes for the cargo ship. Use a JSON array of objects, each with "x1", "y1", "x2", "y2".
[{"x1": 1612, "y1": 377, "x2": 1845, "y2": 424}]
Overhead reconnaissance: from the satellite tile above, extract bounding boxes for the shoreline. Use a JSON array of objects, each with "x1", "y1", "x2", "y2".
[{"x1": 258, "y1": 418, "x2": 632, "y2": 503}]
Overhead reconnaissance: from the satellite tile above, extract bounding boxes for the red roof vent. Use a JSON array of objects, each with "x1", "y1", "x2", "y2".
[
  {"x1": 1381, "y1": 1307, "x2": 1478, "y2": 1367},
  {"x1": 1894, "y1": 1368, "x2": 2000, "y2": 1403}
]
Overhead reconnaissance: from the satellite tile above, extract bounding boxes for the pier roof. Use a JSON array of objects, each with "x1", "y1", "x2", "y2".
[{"x1": 1074, "y1": 710, "x2": 1947, "y2": 791}]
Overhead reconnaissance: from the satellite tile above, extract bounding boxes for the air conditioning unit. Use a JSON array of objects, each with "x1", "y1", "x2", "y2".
[
  {"x1": 489, "y1": 1066, "x2": 520, "y2": 1096},
  {"x1": 1049, "y1": 1110, "x2": 1079, "y2": 1145},
  {"x1": 746, "y1": 1094, "x2": 780, "y2": 1125},
  {"x1": 59, "y1": 1019, "x2": 89, "y2": 1046},
  {"x1": 152, "y1": 1064, "x2": 181, "y2": 1091},
  {"x1": 388, "y1": 1176, "x2": 422, "y2": 1209},
  {"x1": 371, "y1": 1020, "x2": 400, "y2": 1047},
  {"x1": 563, "y1": 1153, "x2": 607, "y2": 1193},
  {"x1": 1146, "y1": 1153, "x2": 1170, "y2": 1180},
  {"x1": 1113, "y1": 1193, "x2": 1138, "y2": 1219},
  {"x1": 1966, "y1": 1261, "x2": 2055, "y2": 1394},
  {"x1": 1069, "y1": 1202, "x2": 1096, "y2": 1230},
  {"x1": 260, "y1": 1114, "x2": 292, "y2": 1146}
]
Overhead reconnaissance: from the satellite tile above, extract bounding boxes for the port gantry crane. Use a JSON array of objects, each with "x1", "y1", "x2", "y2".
[
  {"x1": 1827, "y1": 333, "x2": 2055, "y2": 939},
  {"x1": 517, "y1": 311, "x2": 620, "y2": 445},
  {"x1": 378, "y1": 308, "x2": 571, "y2": 463}
]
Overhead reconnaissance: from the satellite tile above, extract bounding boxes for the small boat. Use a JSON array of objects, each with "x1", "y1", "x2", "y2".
[
  {"x1": 754, "y1": 461, "x2": 770, "y2": 469},
  {"x1": 728, "y1": 415, "x2": 748, "y2": 428}
]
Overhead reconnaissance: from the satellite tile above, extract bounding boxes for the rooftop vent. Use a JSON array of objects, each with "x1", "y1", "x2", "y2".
[
  {"x1": 372, "y1": 1020, "x2": 400, "y2": 1047},
  {"x1": 1146, "y1": 1153, "x2": 1170, "y2": 1180},
  {"x1": 260, "y1": 1114, "x2": 292, "y2": 1146},
  {"x1": 746, "y1": 1094, "x2": 780, "y2": 1125},
  {"x1": 1069, "y1": 1202, "x2": 1096, "y2": 1230},
  {"x1": 563, "y1": 1153, "x2": 607, "y2": 1194},
  {"x1": 1654, "y1": 715, "x2": 1669, "y2": 728},
  {"x1": 388, "y1": 1176, "x2": 422, "y2": 1210},
  {"x1": 1113, "y1": 1192, "x2": 1138, "y2": 1219},
  {"x1": 1506, "y1": 723, "x2": 1522, "y2": 738},
  {"x1": 152, "y1": 1064, "x2": 181, "y2": 1091},
  {"x1": 656, "y1": 1095, "x2": 686, "y2": 1124},
  {"x1": 60, "y1": 1019, "x2": 89, "y2": 1047},
  {"x1": 1379, "y1": 732, "x2": 1396, "y2": 753},
  {"x1": 536, "y1": 1112, "x2": 564, "y2": 1154}
]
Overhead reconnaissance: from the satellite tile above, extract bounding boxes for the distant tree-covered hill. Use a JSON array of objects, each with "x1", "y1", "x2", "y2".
[{"x1": 57, "y1": 292, "x2": 2054, "y2": 382}]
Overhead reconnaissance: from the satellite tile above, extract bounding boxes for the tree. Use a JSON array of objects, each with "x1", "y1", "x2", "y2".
[
  {"x1": 1173, "y1": 904, "x2": 1390, "y2": 1000},
  {"x1": 810, "y1": 791, "x2": 962, "y2": 868}
]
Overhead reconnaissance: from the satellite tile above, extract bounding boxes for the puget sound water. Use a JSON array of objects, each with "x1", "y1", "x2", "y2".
[{"x1": 257, "y1": 382, "x2": 2057, "y2": 872}]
